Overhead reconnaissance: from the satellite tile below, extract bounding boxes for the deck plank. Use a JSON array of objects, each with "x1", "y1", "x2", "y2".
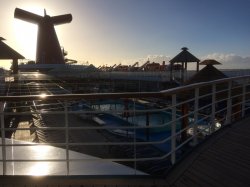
[
  {"x1": 205, "y1": 148, "x2": 250, "y2": 171},
  {"x1": 184, "y1": 170, "x2": 219, "y2": 187},
  {"x1": 177, "y1": 175, "x2": 200, "y2": 187},
  {"x1": 190, "y1": 159, "x2": 247, "y2": 187},
  {"x1": 187, "y1": 167, "x2": 223, "y2": 187},
  {"x1": 166, "y1": 116, "x2": 250, "y2": 187},
  {"x1": 199, "y1": 154, "x2": 250, "y2": 181},
  {"x1": 190, "y1": 160, "x2": 244, "y2": 187}
]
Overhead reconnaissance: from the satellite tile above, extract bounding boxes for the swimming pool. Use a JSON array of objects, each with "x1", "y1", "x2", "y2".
[{"x1": 70, "y1": 100, "x2": 212, "y2": 153}]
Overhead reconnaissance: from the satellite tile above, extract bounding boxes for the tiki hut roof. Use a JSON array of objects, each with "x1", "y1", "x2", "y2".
[
  {"x1": 170, "y1": 47, "x2": 200, "y2": 63},
  {"x1": 179, "y1": 64, "x2": 229, "y2": 102},
  {"x1": 200, "y1": 59, "x2": 221, "y2": 65},
  {"x1": 0, "y1": 38, "x2": 24, "y2": 59},
  {"x1": 184, "y1": 64, "x2": 241, "y2": 108},
  {"x1": 185, "y1": 64, "x2": 227, "y2": 85}
]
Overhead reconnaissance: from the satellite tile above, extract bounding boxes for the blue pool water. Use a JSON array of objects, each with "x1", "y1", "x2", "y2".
[
  {"x1": 93, "y1": 112, "x2": 174, "y2": 152},
  {"x1": 70, "y1": 100, "x2": 208, "y2": 153}
]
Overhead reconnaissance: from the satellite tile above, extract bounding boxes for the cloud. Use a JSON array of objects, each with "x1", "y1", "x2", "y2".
[
  {"x1": 145, "y1": 55, "x2": 171, "y2": 63},
  {"x1": 121, "y1": 55, "x2": 171, "y2": 66},
  {"x1": 120, "y1": 53, "x2": 250, "y2": 69},
  {"x1": 201, "y1": 53, "x2": 250, "y2": 69}
]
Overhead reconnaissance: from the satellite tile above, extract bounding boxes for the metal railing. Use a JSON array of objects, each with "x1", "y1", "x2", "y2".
[{"x1": 0, "y1": 75, "x2": 250, "y2": 176}]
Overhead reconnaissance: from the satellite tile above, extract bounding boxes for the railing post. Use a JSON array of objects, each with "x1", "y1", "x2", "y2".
[
  {"x1": 133, "y1": 99, "x2": 137, "y2": 175},
  {"x1": 192, "y1": 88, "x2": 199, "y2": 145},
  {"x1": 64, "y1": 101, "x2": 69, "y2": 175},
  {"x1": 171, "y1": 94, "x2": 176, "y2": 165},
  {"x1": 241, "y1": 81, "x2": 246, "y2": 118},
  {"x1": 211, "y1": 84, "x2": 216, "y2": 133},
  {"x1": 226, "y1": 81, "x2": 232, "y2": 125},
  {"x1": 0, "y1": 104, "x2": 6, "y2": 175}
]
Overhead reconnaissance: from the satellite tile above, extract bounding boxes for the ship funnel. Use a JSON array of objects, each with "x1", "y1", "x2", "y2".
[
  {"x1": 14, "y1": 8, "x2": 73, "y2": 65},
  {"x1": 14, "y1": 8, "x2": 42, "y2": 24}
]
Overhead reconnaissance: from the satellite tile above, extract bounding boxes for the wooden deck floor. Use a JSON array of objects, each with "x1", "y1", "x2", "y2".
[{"x1": 166, "y1": 116, "x2": 250, "y2": 187}]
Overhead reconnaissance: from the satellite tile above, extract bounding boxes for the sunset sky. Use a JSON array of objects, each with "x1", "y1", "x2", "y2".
[{"x1": 0, "y1": 0, "x2": 250, "y2": 69}]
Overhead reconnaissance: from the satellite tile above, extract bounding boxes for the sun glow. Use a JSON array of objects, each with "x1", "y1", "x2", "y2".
[
  {"x1": 31, "y1": 145, "x2": 52, "y2": 156},
  {"x1": 27, "y1": 162, "x2": 50, "y2": 176},
  {"x1": 39, "y1": 93, "x2": 47, "y2": 98},
  {"x1": 28, "y1": 145, "x2": 53, "y2": 176},
  {"x1": 13, "y1": 19, "x2": 37, "y2": 61},
  {"x1": 12, "y1": 7, "x2": 45, "y2": 61}
]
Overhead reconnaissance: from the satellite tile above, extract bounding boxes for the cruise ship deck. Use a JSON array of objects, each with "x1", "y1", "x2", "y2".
[
  {"x1": 0, "y1": 72, "x2": 250, "y2": 186},
  {"x1": 1, "y1": 4, "x2": 250, "y2": 186}
]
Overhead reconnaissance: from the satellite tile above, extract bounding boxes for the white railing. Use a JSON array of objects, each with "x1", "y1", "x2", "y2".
[{"x1": 0, "y1": 75, "x2": 250, "y2": 176}]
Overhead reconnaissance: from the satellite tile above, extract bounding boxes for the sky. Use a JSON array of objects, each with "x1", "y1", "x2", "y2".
[{"x1": 0, "y1": 0, "x2": 250, "y2": 69}]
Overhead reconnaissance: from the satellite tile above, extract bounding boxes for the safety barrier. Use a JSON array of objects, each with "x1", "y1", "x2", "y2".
[{"x1": 0, "y1": 75, "x2": 250, "y2": 176}]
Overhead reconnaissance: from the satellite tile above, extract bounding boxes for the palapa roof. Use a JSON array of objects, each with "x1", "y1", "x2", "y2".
[
  {"x1": 184, "y1": 64, "x2": 241, "y2": 103},
  {"x1": 0, "y1": 38, "x2": 24, "y2": 59},
  {"x1": 170, "y1": 47, "x2": 200, "y2": 63},
  {"x1": 185, "y1": 64, "x2": 227, "y2": 85},
  {"x1": 200, "y1": 59, "x2": 221, "y2": 65}
]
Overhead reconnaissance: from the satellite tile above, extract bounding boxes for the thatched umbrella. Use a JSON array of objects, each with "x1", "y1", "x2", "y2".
[
  {"x1": 185, "y1": 63, "x2": 226, "y2": 85},
  {"x1": 199, "y1": 59, "x2": 221, "y2": 66},
  {"x1": 0, "y1": 37, "x2": 24, "y2": 74},
  {"x1": 0, "y1": 37, "x2": 24, "y2": 59},
  {"x1": 169, "y1": 47, "x2": 200, "y2": 83}
]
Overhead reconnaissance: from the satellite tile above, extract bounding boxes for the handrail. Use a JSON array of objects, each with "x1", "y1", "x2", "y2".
[
  {"x1": 0, "y1": 75, "x2": 250, "y2": 176},
  {"x1": 0, "y1": 75, "x2": 249, "y2": 101}
]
